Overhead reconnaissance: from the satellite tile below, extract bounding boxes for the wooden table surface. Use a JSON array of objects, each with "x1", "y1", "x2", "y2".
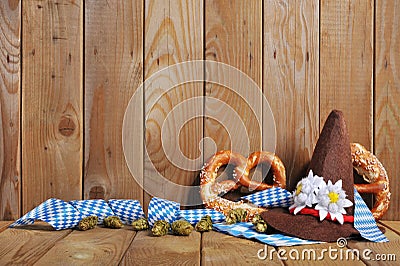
[{"x1": 0, "y1": 221, "x2": 399, "y2": 265}]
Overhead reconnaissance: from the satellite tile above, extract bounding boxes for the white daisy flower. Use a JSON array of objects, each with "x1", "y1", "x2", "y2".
[
  {"x1": 290, "y1": 170, "x2": 324, "y2": 214},
  {"x1": 315, "y1": 179, "x2": 353, "y2": 224}
]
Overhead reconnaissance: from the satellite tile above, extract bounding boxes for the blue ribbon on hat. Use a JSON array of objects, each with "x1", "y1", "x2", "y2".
[
  {"x1": 213, "y1": 222, "x2": 321, "y2": 246},
  {"x1": 353, "y1": 189, "x2": 388, "y2": 242},
  {"x1": 241, "y1": 187, "x2": 293, "y2": 208}
]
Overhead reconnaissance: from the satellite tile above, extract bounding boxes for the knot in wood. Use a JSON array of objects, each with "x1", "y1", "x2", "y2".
[
  {"x1": 58, "y1": 116, "x2": 76, "y2": 137},
  {"x1": 89, "y1": 186, "x2": 105, "y2": 199}
]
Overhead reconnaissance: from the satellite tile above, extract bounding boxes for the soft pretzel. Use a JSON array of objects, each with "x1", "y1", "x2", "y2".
[
  {"x1": 236, "y1": 151, "x2": 286, "y2": 190},
  {"x1": 200, "y1": 150, "x2": 286, "y2": 221},
  {"x1": 351, "y1": 143, "x2": 390, "y2": 220}
]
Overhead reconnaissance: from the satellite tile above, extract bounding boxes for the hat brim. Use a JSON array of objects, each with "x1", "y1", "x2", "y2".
[{"x1": 261, "y1": 208, "x2": 359, "y2": 242}]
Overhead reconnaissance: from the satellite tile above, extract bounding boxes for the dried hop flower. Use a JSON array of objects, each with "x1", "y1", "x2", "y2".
[
  {"x1": 171, "y1": 220, "x2": 194, "y2": 236},
  {"x1": 226, "y1": 208, "x2": 247, "y2": 224},
  {"x1": 78, "y1": 216, "x2": 98, "y2": 231},
  {"x1": 251, "y1": 214, "x2": 268, "y2": 233},
  {"x1": 131, "y1": 218, "x2": 149, "y2": 231},
  {"x1": 103, "y1": 216, "x2": 124, "y2": 229},
  {"x1": 152, "y1": 220, "x2": 170, "y2": 237},
  {"x1": 195, "y1": 215, "x2": 213, "y2": 232}
]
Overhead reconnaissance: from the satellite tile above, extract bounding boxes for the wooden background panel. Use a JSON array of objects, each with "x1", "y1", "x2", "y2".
[
  {"x1": 320, "y1": 0, "x2": 374, "y2": 147},
  {"x1": 84, "y1": 0, "x2": 143, "y2": 202},
  {"x1": 263, "y1": 0, "x2": 319, "y2": 190},
  {"x1": 0, "y1": 0, "x2": 397, "y2": 221},
  {"x1": 374, "y1": 0, "x2": 400, "y2": 220},
  {"x1": 320, "y1": 0, "x2": 374, "y2": 206},
  {"x1": 204, "y1": 0, "x2": 262, "y2": 194},
  {"x1": 144, "y1": 0, "x2": 203, "y2": 206},
  {"x1": 0, "y1": 0, "x2": 20, "y2": 220},
  {"x1": 205, "y1": 0, "x2": 262, "y2": 158},
  {"x1": 22, "y1": 0, "x2": 83, "y2": 213}
]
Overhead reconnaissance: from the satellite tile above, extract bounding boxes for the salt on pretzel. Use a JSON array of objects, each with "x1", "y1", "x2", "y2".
[
  {"x1": 200, "y1": 150, "x2": 286, "y2": 220},
  {"x1": 352, "y1": 143, "x2": 390, "y2": 220}
]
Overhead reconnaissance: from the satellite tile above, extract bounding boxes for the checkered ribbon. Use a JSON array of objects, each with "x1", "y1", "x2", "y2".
[
  {"x1": 108, "y1": 199, "x2": 145, "y2": 224},
  {"x1": 213, "y1": 222, "x2": 321, "y2": 246},
  {"x1": 69, "y1": 199, "x2": 115, "y2": 224},
  {"x1": 241, "y1": 187, "x2": 293, "y2": 208},
  {"x1": 148, "y1": 197, "x2": 180, "y2": 227},
  {"x1": 9, "y1": 198, "x2": 84, "y2": 230},
  {"x1": 179, "y1": 209, "x2": 226, "y2": 224},
  {"x1": 353, "y1": 189, "x2": 388, "y2": 242}
]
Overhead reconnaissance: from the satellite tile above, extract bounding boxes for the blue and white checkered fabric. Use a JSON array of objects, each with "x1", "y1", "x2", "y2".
[
  {"x1": 9, "y1": 198, "x2": 84, "y2": 230},
  {"x1": 69, "y1": 199, "x2": 114, "y2": 224},
  {"x1": 241, "y1": 187, "x2": 293, "y2": 208},
  {"x1": 213, "y1": 222, "x2": 322, "y2": 246},
  {"x1": 148, "y1": 197, "x2": 180, "y2": 227},
  {"x1": 354, "y1": 189, "x2": 388, "y2": 242},
  {"x1": 179, "y1": 209, "x2": 226, "y2": 224},
  {"x1": 108, "y1": 199, "x2": 145, "y2": 224}
]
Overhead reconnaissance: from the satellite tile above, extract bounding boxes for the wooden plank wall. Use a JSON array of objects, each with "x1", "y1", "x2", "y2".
[{"x1": 0, "y1": 0, "x2": 399, "y2": 220}]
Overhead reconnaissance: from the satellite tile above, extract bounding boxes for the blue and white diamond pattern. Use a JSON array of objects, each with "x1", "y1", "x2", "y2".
[
  {"x1": 69, "y1": 199, "x2": 114, "y2": 224},
  {"x1": 179, "y1": 209, "x2": 225, "y2": 224},
  {"x1": 9, "y1": 198, "x2": 84, "y2": 230},
  {"x1": 213, "y1": 222, "x2": 322, "y2": 246},
  {"x1": 148, "y1": 197, "x2": 180, "y2": 227},
  {"x1": 241, "y1": 187, "x2": 293, "y2": 208},
  {"x1": 108, "y1": 199, "x2": 145, "y2": 224},
  {"x1": 354, "y1": 189, "x2": 388, "y2": 242}
]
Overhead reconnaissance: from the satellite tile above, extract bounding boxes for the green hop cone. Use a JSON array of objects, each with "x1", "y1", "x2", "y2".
[
  {"x1": 251, "y1": 214, "x2": 263, "y2": 225},
  {"x1": 226, "y1": 208, "x2": 247, "y2": 224},
  {"x1": 254, "y1": 221, "x2": 268, "y2": 233},
  {"x1": 251, "y1": 214, "x2": 268, "y2": 233},
  {"x1": 152, "y1": 220, "x2": 170, "y2": 237},
  {"x1": 195, "y1": 215, "x2": 213, "y2": 232},
  {"x1": 103, "y1": 216, "x2": 124, "y2": 229},
  {"x1": 171, "y1": 220, "x2": 194, "y2": 236},
  {"x1": 131, "y1": 217, "x2": 149, "y2": 231},
  {"x1": 78, "y1": 216, "x2": 98, "y2": 231}
]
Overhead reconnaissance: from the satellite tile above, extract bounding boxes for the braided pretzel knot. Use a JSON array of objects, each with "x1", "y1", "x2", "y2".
[
  {"x1": 352, "y1": 143, "x2": 390, "y2": 220},
  {"x1": 200, "y1": 150, "x2": 286, "y2": 220}
]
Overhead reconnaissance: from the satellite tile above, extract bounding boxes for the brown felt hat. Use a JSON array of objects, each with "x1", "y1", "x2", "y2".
[{"x1": 261, "y1": 110, "x2": 359, "y2": 242}]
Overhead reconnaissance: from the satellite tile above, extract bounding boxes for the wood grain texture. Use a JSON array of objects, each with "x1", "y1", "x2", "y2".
[
  {"x1": 0, "y1": 221, "x2": 12, "y2": 233},
  {"x1": 205, "y1": 0, "x2": 262, "y2": 156},
  {"x1": 380, "y1": 221, "x2": 400, "y2": 236},
  {"x1": 201, "y1": 231, "x2": 282, "y2": 265},
  {"x1": 0, "y1": 0, "x2": 20, "y2": 220},
  {"x1": 320, "y1": 0, "x2": 373, "y2": 147},
  {"x1": 264, "y1": 0, "x2": 320, "y2": 190},
  {"x1": 144, "y1": 0, "x2": 203, "y2": 206},
  {"x1": 22, "y1": 0, "x2": 83, "y2": 212},
  {"x1": 35, "y1": 226, "x2": 136, "y2": 265},
  {"x1": 0, "y1": 223, "x2": 71, "y2": 265},
  {"x1": 374, "y1": 0, "x2": 400, "y2": 220},
  {"x1": 84, "y1": 0, "x2": 143, "y2": 202},
  {"x1": 120, "y1": 230, "x2": 201, "y2": 265},
  {"x1": 347, "y1": 224, "x2": 400, "y2": 265}
]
